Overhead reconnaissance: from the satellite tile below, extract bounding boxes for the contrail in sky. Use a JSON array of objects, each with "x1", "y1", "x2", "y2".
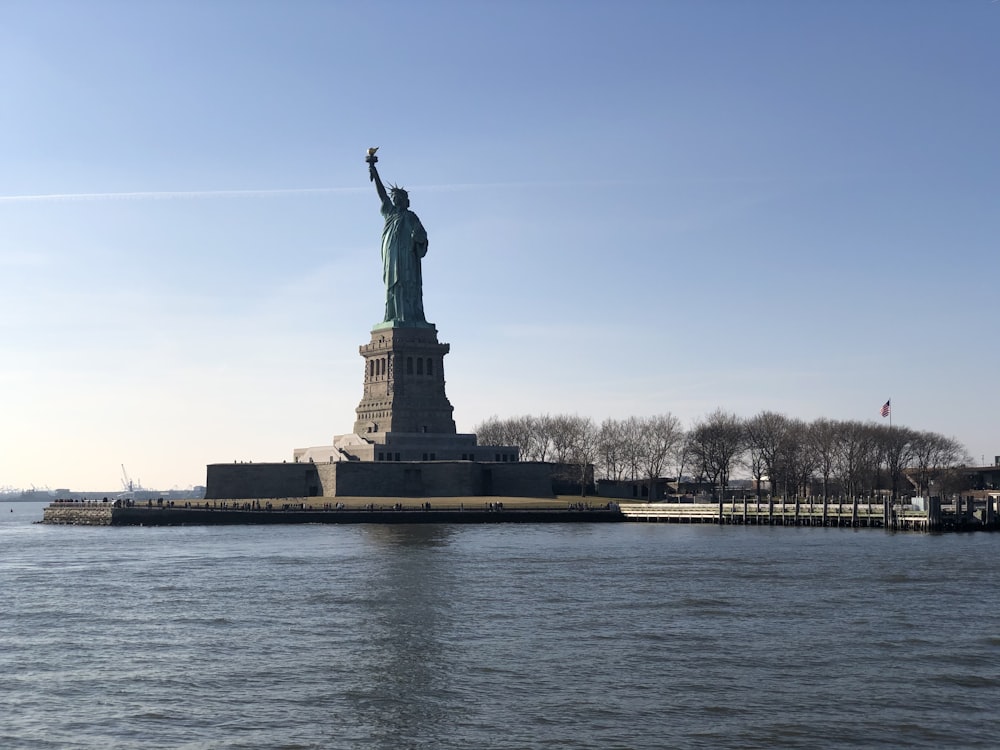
[
  {"x1": 0, "y1": 187, "x2": 364, "y2": 203},
  {"x1": 0, "y1": 180, "x2": 632, "y2": 203}
]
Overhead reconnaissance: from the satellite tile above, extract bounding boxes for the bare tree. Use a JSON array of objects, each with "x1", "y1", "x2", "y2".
[
  {"x1": 780, "y1": 419, "x2": 814, "y2": 498},
  {"x1": 500, "y1": 415, "x2": 532, "y2": 461},
  {"x1": 597, "y1": 418, "x2": 629, "y2": 481},
  {"x1": 876, "y1": 425, "x2": 917, "y2": 500},
  {"x1": 620, "y1": 416, "x2": 644, "y2": 481},
  {"x1": 639, "y1": 414, "x2": 684, "y2": 500},
  {"x1": 806, "y1": 418, "x2": 839, "y2": 500},
  {"x1": 833, "y1": 421, "x2": 883, "y2": 498},
  {"x1": 744, "y1": 411, "x2": 793, "y2": 500},
  {"x1": 673, "y1": 436, "x2": 694, "y2": 497},
  {"x1": 530, "y1": 414, "x2": 555, "y2": 462},
  {"x1": 548, "y1": 414, "x2": 578, "y2": 465},
  {"x1": 909, "y1": 431, "x2": 969, "y2": 497},
  {"x1": 688, "y1": 409, "x2": 746, "y2": 500},
  {"x1": 474, "y1": 415, "x2": 506, "y2": 448},
  {"x1": 744, "y1": 436, "x2": 768, "y2": 501},
  {"x1": 473, "y1": 414, "x2": 529, "y2": 459},
  {"x1": 566, "y1": 415, "x2": 599, "y2": 496},
  {"x1": 832, "y1": 421, "x2": 863, "y2": 497},
  {"x1": 543, "y1": 414, "x2": 598, "y2": 496},
  {"x1": 474, "y1": 414, "x2": 558, "y2": 462}
]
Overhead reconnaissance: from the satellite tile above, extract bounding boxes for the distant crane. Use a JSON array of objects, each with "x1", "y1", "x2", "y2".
[{"x1": 120, "y1": 464, "x2": 141, "y2": 493}]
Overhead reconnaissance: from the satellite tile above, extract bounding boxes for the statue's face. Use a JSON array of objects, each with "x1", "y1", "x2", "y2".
[{"x1": 391, "y1": 190, "x2": 409, "y2": 209}]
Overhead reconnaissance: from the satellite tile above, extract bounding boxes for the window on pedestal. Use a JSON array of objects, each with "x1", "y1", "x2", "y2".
[
  {"x1": 407, "y1": 357, "x2": 413, "y2": 374},
  {"x1": 417, "y1": 358, "x2": 424, "y2": 375}
]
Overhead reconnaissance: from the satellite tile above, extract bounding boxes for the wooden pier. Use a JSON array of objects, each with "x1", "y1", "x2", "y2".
[{"x1": 619, "y1": 497, "x2": 997, "y2": 533}]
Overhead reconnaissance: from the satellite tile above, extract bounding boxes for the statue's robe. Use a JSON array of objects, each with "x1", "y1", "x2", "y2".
[{"x1": 380, "y1": 198, "x2": 428, "y2": 324}]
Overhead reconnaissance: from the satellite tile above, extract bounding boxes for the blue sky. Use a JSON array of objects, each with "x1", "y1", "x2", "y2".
[{"x1": 1, "y1": 1, "x2": 997, "y2": 491}]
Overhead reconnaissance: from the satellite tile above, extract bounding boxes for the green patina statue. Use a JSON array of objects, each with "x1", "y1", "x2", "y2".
[{"x1": 367, "y1": 149, "x2": 431, "y2": 328}]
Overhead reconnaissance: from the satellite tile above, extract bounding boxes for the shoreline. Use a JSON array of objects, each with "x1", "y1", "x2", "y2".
[
  {"x1": 40, "y1": 496, "x2": 622, "y2": 526},
  {"x1": 37, "y1": 497, "x2": 999, "y2": 532}
]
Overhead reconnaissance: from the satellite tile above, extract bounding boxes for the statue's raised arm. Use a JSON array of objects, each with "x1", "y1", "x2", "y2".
[{"x1": 366, "y1": 147, "x2": 389, "y2": 205}]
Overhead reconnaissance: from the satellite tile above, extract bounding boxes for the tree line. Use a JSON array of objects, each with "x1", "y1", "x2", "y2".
[{"x1": 474, "y1": 411, "x2": 970, "y2": 500}]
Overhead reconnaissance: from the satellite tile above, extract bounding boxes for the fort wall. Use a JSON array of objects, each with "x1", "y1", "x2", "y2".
[{"x1": 205, "y1": 461, "x2": 557, "y2": 499}]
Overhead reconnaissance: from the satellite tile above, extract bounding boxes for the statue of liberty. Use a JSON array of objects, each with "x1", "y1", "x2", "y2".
[{"x1": 366, "y1": 149, "x2": 430, "y2": 327}]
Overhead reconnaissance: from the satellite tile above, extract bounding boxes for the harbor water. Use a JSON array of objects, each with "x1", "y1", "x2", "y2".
[{"x1": 2, "y1": 501, "x2": 999, "y2": 749}]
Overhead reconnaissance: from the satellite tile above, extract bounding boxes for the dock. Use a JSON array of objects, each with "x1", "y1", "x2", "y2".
[{"x1": 619, "y1": 497, "x2": 998, "y2": 532}]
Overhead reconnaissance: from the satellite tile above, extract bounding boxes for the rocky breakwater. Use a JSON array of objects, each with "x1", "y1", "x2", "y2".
[{"x1": 42, "y1": 500, "x2": 117, "y2": 526}]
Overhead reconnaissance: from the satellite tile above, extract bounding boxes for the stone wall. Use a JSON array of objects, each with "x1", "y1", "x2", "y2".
[
  {"x1": 205, "y1": 463, "x2": 321, "y2": 499},
  {"x1": 205, "y1": 460, "x2": 558, "y2": 499}
]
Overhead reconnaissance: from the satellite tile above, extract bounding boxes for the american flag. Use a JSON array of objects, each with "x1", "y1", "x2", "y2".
[{"x1": 881, "y1": 400, "x2": 891, "y2": 418}]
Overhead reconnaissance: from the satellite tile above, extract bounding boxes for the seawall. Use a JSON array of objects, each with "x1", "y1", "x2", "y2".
[{"x1": 41, "y1": 499, "x2": 621, "y2": 526}]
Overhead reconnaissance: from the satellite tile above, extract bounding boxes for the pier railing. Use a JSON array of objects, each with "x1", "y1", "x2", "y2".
[{"x1": 619, "y1": 497, "x2": 992, "y2": 532}]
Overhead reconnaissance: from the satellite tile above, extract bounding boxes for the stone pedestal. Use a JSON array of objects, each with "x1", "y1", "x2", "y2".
[
  {"x1": 291, "y1": 323, "x2": 520, "y2": 468},
  {"x1": 353, "y1": 326, "x2": 456, "y2": 436}
]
